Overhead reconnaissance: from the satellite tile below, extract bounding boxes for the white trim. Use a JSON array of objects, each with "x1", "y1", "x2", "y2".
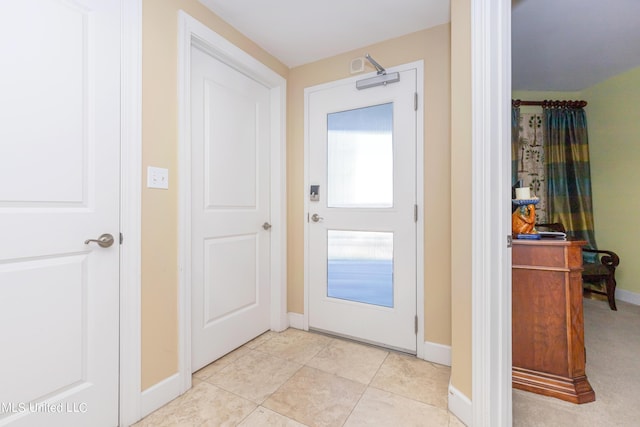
[
  {"x1": 422, "y1": 341, "x2": 451, "y2": 367},
  {"x1": 177, "y1": 10, "x2": 287, "y2": 396},
  {"x1": 470, "y1": 0, "x2": 512, "y2": 426},
  {"x1": 288, "y1": 312, "x2": 305, "y2": 330},
  {"x1": 119, "y1": 0, "x2": 142, "y2": 426},
  {"x1": 415, "y1": 63, "x2": 426, "y2": 360},
  {"x1": 139, "y1": 373, "x2": 182, "y2": 419},
  {"x1": 302, "y1": 86, "x2": 312, "y2": 333},
  {"x1": 269, "y1": 68, "x2": 289, "y2": 333},
  {"x1": 177, "y1": 12, "x2": 192, "y2": 395},
  {"x1": 616, "y1": 289, "x2": 640, "y2": 306},
  {"x1": 448, "y1": 383, "x2": 472, "y2": 427},
  {"x1": 303, "y1": 61, "x2": 425, "y2": 356}
]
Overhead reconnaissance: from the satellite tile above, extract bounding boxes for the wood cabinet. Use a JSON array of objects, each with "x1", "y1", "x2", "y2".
[{"x1": 512, "y1": 239, "x2": 595, "y2": 404}]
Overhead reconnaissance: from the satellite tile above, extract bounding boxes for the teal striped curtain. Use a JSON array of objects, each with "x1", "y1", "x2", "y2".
[
  {"x1": 544, "y1": 107, "x2": 597, "y2": 250},
  {"x1": 512, "y1": 106, "x2": 520, "y2": 185}
]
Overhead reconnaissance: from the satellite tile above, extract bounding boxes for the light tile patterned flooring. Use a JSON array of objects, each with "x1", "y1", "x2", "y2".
[{"x1": 135, "y1": 329, "x2": 464, "y2": 426}]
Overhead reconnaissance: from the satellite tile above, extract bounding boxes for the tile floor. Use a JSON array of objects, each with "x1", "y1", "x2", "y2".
[{"x1": 135, "y1": 329, "x2": 464, "y2": 426}]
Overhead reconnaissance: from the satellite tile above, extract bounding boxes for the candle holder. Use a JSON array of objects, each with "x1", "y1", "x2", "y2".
[{"x1": 512, "y1": 198, "x2": 539, "y2": 237}]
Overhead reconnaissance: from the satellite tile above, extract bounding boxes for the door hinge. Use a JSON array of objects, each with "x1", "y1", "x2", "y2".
[
  {"x1": 414, "y1": 92, "x2": 418, "y2": 111},
  {"x1": 307, "y1": 212, "x2": 309, "y2": 223},
  {"x1": 414, "y1": 315, "x2": 418, "y2": 334},
  {"x1": 119, "y1": 232, "x2": 124, "y2": 245},
  {"x1": 507, "y1": 235, "x2": 512, "y2": 248},
  {"x1": 414, "y1": 204, "x2": 418, "y2": 222}
]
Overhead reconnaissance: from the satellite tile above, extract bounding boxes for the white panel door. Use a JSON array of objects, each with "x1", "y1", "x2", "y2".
[
  {"x1": 190, "y1": 46, "x2": 271, "y2": 371},
  {"x1": 307, "y1": 69, "x2": 417, "y2": 353},
  {"x1": 0, "y1": 1, "x2": 120, "y2": 426}
]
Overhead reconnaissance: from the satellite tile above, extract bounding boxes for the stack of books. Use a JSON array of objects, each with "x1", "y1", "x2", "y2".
[{"x1": 537, "y1": 231, "x2": 567, "y2": 239}]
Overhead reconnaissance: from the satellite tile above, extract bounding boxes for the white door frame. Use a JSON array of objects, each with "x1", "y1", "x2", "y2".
[
  {"x1": 470, "y1": 0, "x2": 512, "y2": 426},
  {"x1": 119, "y1": 0, "x2": 143, "y2": 426},
  {"x1": 302, "y1": 61, "x2": 425, "y2": 358},
  {"x1": 177, "y1": 11, "x2": 288, "y2": 394}
]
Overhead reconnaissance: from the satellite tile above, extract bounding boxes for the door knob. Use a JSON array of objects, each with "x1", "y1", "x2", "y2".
[
  {"x1": 311, "y1": 213, "x2": 323, "y2": 222},
  {"x1": 84, "y1": 233, "x2": 115, "y2": 248},
  {"x1": 262, "y1": 222, "x2": 272, "y2": 230}
]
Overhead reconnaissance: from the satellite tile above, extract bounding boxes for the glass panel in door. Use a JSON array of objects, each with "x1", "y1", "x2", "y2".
[
  {"x1": 327, "y1": 103, "x2": 393, "y2": 208},
  {"x1": 327, "y1": 230, "x2": 394, "y2": 307}
]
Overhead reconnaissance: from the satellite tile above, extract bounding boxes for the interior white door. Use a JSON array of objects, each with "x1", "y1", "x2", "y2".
[
  {"x1": 0, "y1": 1, "x2": 120, "y2": 426},
  {"x1": 190, "y1": 45, "x2": 271, "y2": 371},
  {"x1": 307, "y1": 69, "x2": 417, "y2": 353}
]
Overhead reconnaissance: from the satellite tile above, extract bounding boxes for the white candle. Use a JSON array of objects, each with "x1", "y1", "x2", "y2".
[{"x1": 515, "y1": 187, "x2": 531, "y2": 200}]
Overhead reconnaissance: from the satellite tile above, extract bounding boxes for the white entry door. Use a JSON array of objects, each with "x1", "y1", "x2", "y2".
[
  {"x1": 307, "y1": 68, "x2": 418, "y2": 353},
  {"x1": 190, "y1": 45, "x2": 272, "y2": 371},
  {"x1": 0, "y1": 1, "x2": 120, "y2": 426}
]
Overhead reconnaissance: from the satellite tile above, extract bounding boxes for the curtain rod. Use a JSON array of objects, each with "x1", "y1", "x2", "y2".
[{"x1": 512, "y1": 99, "x2": 587, "y2": 108}]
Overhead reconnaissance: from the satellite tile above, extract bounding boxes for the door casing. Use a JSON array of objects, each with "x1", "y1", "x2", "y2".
[
  {"x1": 119, "y1": 1, "x2": 143, "y2": 426},
  {"x1": 303, "y1": 61, "x2": 425, "y2": 359},
  {"x1": 177, "y1": 10, "x2": 288, "y2": 396},
  {"x1": 468, "y1": 1, "x2": 513, "y2": 426}
]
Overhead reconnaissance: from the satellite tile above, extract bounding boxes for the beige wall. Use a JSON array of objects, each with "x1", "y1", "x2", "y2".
[
  {"x1": 450, "y1": 0, "x2": 472, "y2": 399},
  {"x1": 286, "y1": 25, "x2": 453, "y2": 346},
  {"x1": 582, "y1": 66, "x2": 640, "y2": 295},
  {"x1": 141, "y1": 0, "x2": 287, "y2": 390}
]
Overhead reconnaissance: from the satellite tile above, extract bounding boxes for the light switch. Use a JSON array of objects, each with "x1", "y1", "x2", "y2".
[{"x1": 147, "y1": 166, "x2": 169, "y2": 189}]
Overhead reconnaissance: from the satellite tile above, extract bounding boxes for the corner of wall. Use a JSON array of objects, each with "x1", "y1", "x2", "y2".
[{"x1": 449, "y1": 0, "x2": 473, "y2": 400}]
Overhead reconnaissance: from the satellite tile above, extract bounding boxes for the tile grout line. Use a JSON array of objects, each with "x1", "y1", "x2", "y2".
[
  {"x1": 366, "y1": 352, "x2": 453, "y2": 413},
  {"x1": 260, "y1": 331, "x2": 359, "y2": 426},
  {"x1": 249, "y1": 330, "x2": 325, "y2": 425},
  {"x1": 338, "y1": 351, "x2": 391, "y2": 426}
]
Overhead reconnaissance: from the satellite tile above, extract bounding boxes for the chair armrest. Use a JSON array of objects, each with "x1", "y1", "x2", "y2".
[{"x1": 582, "y1": 248, "x2": 620, "y2": 268}]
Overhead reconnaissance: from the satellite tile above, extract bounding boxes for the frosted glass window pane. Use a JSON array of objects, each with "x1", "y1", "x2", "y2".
[
  {"x1": 327, "y1": 230, "x2": 393, "y2": 308},
  {"x1": 327, "y1": 103, "x2": 393, "y2": 208}
]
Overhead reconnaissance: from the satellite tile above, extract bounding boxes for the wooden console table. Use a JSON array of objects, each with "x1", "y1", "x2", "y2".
[{"x1": 512, "y1": 239, "x2": 595, "y2": 404}]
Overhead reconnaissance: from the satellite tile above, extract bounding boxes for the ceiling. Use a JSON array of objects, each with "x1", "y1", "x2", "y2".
[
  {"x1": 198, "y1": 0, "x2": 450, "y2": 68},
  {"x1": 197, "y1": 0, "x2": 640, "y2": 92},
  {"x1": 512, "y1": 0, "x2": 640, "y2": 91}
]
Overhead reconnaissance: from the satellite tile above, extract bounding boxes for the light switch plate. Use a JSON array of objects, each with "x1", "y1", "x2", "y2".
[{"x1": 147, "y1": 166, "x2": 169, "y2": 189}]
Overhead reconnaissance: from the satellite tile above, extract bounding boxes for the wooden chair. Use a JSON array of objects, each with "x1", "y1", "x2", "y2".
[{"x1": 536, "y1": 222, "x2": 620, "y2": 310}]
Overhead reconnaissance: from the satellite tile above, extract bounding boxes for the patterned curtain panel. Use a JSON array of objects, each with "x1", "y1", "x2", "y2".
[
  {"x1": 516, "y1": 112, "x2": 548, "y2": 224},
  {"x1": 511, "y1": 107, "x2": 520, "y2": 185},
  {"x1": 544, "y1": 107, "x2": 597, "y2": 249}
]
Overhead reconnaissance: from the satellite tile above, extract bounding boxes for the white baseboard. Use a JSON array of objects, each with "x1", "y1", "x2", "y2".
[
  {"x1": 616, "y1": 288, "x2": 640, "y2": 306},
  {"x1": 288, "y1": 312, "x2": 305, "y2": 330},
  {"x1": 423, "y1": 341, "x2": 451, "y2": 367},
  {"x1": 448, "y1": 382, "x2": 472, "y2": 427},
  {"x1": 140, "y1": 372, "x2": 182, "y2": 419}
]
